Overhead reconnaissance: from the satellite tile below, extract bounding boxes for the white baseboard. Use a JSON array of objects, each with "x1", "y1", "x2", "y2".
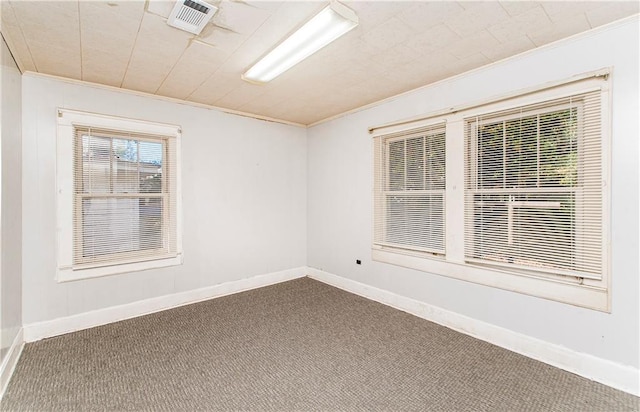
[
  {"x1": 24, "y1": 267, "x2": 307, "y2": 343},
  {"x1": 0, "y1": 328, "x2": 24, "y2": 399},
  {"x1": 307, "y1": 267, "x2": 640, "y2": 397}
]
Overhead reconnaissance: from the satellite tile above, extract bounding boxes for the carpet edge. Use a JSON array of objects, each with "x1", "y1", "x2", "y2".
[
  {"x1": 23, "y1": 267, "x2": 307, "y2": 343},
  {"x1": 0, "y1": 328, "x2": 24, "y2": 400},
  {"x1": 306, "y1": 267, "x2": 640, "y2": 397}
]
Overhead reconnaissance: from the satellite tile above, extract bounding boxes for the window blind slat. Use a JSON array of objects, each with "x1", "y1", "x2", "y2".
[
  {"x1": 463, "y1": 91, "x2": 603, "y2": 280},
  {"x1": 374, "y1": 122, "x2": 446, "y2": 255},
  {"x1": 73, "y1": 126, "x2": 178, "y2": 268}
]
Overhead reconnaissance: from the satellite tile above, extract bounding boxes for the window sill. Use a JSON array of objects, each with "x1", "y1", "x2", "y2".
[
  {"x1": 57, "y1": 254, "x2": 183, "y2": 282},
  {"x1": 372, "y1": 248, "x2": 609, "y2": 312}
]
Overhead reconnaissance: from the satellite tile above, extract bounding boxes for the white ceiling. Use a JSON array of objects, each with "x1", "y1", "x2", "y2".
[{"x1": 1, "y1": 1, "x2": 638, "y2": 125}]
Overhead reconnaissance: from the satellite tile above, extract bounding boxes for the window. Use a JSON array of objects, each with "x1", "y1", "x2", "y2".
[
  {"x1": 464, "y1": 91, "x2": 603, "y2": 280},
  {"x1": 373, "y1": 123, "x2": 446, "y2": 256},
  {"x1": 57, "y1": 110, "x2": 182, "y2": 281},
  {"x1": 371, "y1": 71, "x2": 610, "y2": 311}
]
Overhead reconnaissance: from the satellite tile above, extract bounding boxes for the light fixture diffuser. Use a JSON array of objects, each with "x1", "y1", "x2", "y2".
[{"x1": 242, "y1": 1, "x2": 358, "y2": 84}]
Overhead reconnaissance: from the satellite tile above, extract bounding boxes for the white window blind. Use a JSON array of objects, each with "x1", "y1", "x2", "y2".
[
  {"x1": 374, "y1": 122, "x2": 446, "y2": 255},
  {"x1": 73, "y1": 126, "x2": 178, "y2": 269},
  {"x1": 464, "y1": 90, "x2": 603, "y2": 279}
]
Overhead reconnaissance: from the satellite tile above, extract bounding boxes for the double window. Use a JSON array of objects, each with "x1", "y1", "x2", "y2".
[
  {"x1": 372, "y1": 73, "x2": 609, "y2": 310},
  {"x1": 57, "y1": 110, "x2": 182, "y2": 281}
]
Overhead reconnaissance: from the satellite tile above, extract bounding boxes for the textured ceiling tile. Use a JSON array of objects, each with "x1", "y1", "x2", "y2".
[
  {"x1": 323, "y1": 63, "x2": 370, "y2": 91},
  {"x1": 136, "y1": 12, "x2": 193, "y2": 55},
  {"x1": 82, "y1": 1, "x2": 145, "y2": 20},
  {"x1": 499, "y1": 1, "x2": 540, "y2": 17},
  {"x1": 186, "y1": 73, "x2": 242, "y2": 105},
  {"x1": 333, "y1": 58, "x2": 387, "y2": 86},
  {"x1": 198, "y1": 26, "x2": 248, "y2": 55},
  {"x1": 122, "y1": 53, "x2": 184, "y2": 93},
  {"x1": 384, "y1": 57, "x2": 448, "y2": 91},
  {"x1": 236, "y1": 90, "x2": 288, "y2": 114},
  {"x1": 360, "y1": 17, "x2": 416, "y2": 51},
  {"x1": 405, "y1": 24, "x2": 461, "y2": 56},
  {"x1": 481, "y1": 35, "x2": 536, "y2": 62},
  {"x1": 1, "y1": 2, "x2": 36, "y2": 71},
  {"x1": 79, "y1": 2, "x2": 142, "y2": 44},
  {"x1": 213, "y1": 1, "x2": 272, "y2": 36},
  {"x1": 82, "y1": 50, "x2": 129, "y2": 87},
  {"x1": 121, "y1": 12, "x2": 191, "y2": 91},
  {"x1": 443, "y1": 52, "x2": 490, "y2": 74},
  {"x1": 14, "y1": 0, "x2": 80, "y2": 58},
  {"x1": 488, "y1": 6, "x2": 551, "y2": 43},
  {"x1": 242, "y1": 2, "x2": 284, "y2": 13},
  {"x1": 370, "y1": 44, "x2": 416, "y2": 72},
  {"x1": 343, "y1": 1, "x2": 407, "y2": 31},
  {"x1": 121, "y1": 64, "x2": 172, "y2": 94},
  {"x1": 156, "y1": 41, "x2": 230, "y2": 100},
  {"x1": 79, "y1": 2, "x2": 141, "y2": 85},
  {"x1": 146, "y1": 0, "x2": 174, "y2": 18},
  {"x1": 448, "y1": 30, "x2": 500, "y2": 60},
  {"x1": 445, "y1": 1, "x2": 510, "y2": 37},
  {"x1": 318, "y1": 37, "x2": 379, "y2": 66},
  {"x1": 214, "y1": 81, "x2": 265, "y2": 109},
  {"x1": 586, "y1": 2, "x2": 640, "y2": 28},
  {"x1": 28, "y1": 40, "x2": 81, "y2": 79},
  {"x1": 396, "y1": 1, "x2": 464, "y2": 33},
  {"x1": 10, "y1": 0, "x2": 79, "y2": 32},
  {"x1": 542, "y1": 1, "x2": 602, "y2": 22},
  {"x1": 528, "y1": 14, "x2": 592, "y2": 47}
]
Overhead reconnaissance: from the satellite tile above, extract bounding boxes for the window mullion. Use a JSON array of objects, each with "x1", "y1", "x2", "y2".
[{"x1": 536, "y1": 114, "x2": 541, "y2": 188}]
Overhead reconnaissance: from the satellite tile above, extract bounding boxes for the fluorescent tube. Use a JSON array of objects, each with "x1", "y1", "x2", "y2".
[{"x1": 242, "y1": 1, "x2": 358, "y2": 84}]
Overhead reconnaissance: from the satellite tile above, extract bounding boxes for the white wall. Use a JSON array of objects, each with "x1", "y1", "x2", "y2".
[
  {"x1": 1, "y1": 36, "x2": 22, "y2": 361},
  {"x1": 22, "y1": 75, "x2": 307, "y2": 324},
  {"x1": 307, "y1": 18, "x2": 639, "y2": 369}
]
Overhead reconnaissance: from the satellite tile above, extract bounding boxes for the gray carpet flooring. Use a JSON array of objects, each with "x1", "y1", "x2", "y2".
[{"x1": 2, "y1": 277, "x2": 638, "y2": 411}]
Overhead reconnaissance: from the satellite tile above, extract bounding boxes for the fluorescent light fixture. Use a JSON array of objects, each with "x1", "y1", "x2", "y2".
[{"x1": 242, "y1": 1, "x2": 358, "y2": 84}]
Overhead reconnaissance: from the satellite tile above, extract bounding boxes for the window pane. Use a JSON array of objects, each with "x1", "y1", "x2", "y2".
[
  {"x1": 386, "y1": 193, "x2": 444, "y2": 252},
  {"x1": 478, "y1": 122, "x2": 504, "y2": 188},
  {"x1": 470, "y1": 192, "x2": 576, "y2": 271},
  {"x1": 540, "y1": 108, "x2": 578, "y2": 187},
  {"x1": 112, "y1": 139, "x2": 139, "y2": 193},
  {"x1": 139, "y1": 141, "x2": 163, "y2": 193},
  {"x1": 505, "y1": 116, "x2": 537, "y2": 188},
  {"x1": 406, "y1": 136, "x2": 424, "y2": 190},
  {"x1": 388, "y1": 140, "x2": 405, "y2": 190},
  {"x1": 81, "y1": 197, "x2": 163, "y2": 258},
  {"x1": 426, "y1": 132, "x2": 446, "y2": 190},
  {"x1": 81, "y1": 135, "x2": 111, "y2": 194}
]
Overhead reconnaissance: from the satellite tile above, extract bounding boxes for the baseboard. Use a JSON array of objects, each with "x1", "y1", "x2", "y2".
[
  {"x1": 24, "y1": 267, "x2": 307, "y2": 343},
  {"x1": 306, "y1": 267, "x2": 640, "y2": 397},
  {"x1": 0, "y1": 328, "x2": 24, "y2": 399}
]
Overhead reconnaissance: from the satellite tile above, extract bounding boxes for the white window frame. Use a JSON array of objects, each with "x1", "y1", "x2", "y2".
[
  {"x1": 56, "y1": 109, "x2": 183, "y2": 282},
  {"x1": 371, "y1": 70, "x2": 611, "y2": 311},
  {"x1": 374, "y1": 123, "x2": 447, "y2": 257}
]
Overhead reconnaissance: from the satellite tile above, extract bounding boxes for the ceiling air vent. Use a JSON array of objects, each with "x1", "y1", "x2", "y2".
[{"x1": 167, "y1": 0, "x2": 218, "y2": 35}]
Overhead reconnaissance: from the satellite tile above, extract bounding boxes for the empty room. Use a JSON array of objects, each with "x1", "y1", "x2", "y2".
[{"x1": 0, "y1": 0, "x2": 638, "y2": 410}]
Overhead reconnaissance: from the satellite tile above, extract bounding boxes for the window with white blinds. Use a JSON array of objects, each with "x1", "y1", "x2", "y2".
[
  {"x1": 371, "y1": 70, "x2": 610, "y2": 310},
  {"x1": 373, "y1": 123, "x2": 446, "y2": 255},
  {"x1": 57, "y1": 109, "x2": 182, "y2": 281},
  {"x1": 464, "y1": 91, "x2": 603, "y2": 280},
  {"x1": 73, "y1": 127, "x2": 178, "y2": 268}
]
